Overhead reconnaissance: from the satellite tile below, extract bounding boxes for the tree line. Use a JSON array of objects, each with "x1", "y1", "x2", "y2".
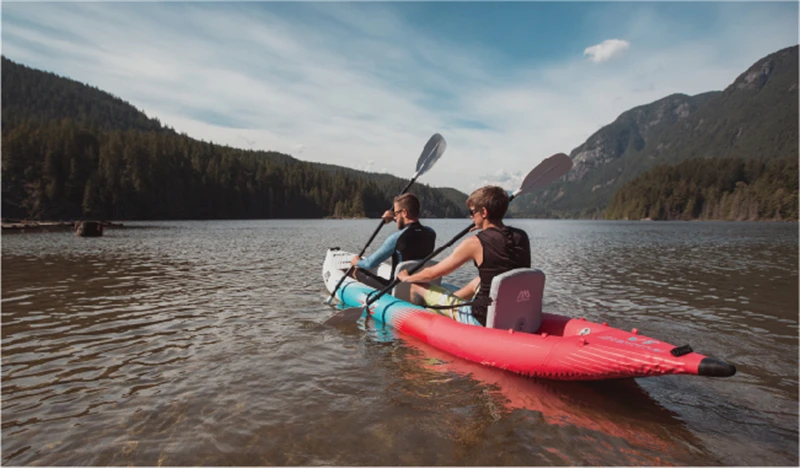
[
  {"x1": 2, "y1": 57, "x2": 466, "y2": 221},
  {"x1": 604, "y1": 157, "x2": 798, "y2": 221},
  {"x1": 1, "y1": 119, "x2": 464, "y2": 221}
]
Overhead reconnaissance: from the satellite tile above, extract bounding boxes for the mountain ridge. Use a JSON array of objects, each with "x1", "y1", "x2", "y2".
[
  {"x1": 2, "y1": 45, "x2": 797, "y2": 221},
  {"x1": 511, "y1": 44, "x2": 799, "y2": 218}
]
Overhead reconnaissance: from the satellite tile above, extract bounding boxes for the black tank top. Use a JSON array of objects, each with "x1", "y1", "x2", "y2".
[
  {"x1": 471, "y1": 226, "x2": 531, "y2": 325},
  {"x1": 391, "y1": 222, "x2": 436, "y2": 279}
]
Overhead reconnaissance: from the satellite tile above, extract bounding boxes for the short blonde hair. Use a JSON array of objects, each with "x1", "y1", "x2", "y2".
[{"x1": 466, "y1": 186, "x2": 509, "y2": 222}]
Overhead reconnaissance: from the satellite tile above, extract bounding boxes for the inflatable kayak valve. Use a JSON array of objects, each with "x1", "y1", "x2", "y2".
[{"x1": 698, "y1": 357, "x2": 737, "y2": 377}]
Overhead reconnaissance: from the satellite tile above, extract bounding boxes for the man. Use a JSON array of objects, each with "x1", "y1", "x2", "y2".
[
  {"x1": 350, "y1": 193, "x2": 436, "y2": 289},
  {"x1": 396, "y1": 186, "x2": 530, "y2": 327}
]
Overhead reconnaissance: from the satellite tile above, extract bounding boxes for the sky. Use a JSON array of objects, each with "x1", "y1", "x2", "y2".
[{"x1": 2, "y1": 1, "x2": 798, "y2": 194}]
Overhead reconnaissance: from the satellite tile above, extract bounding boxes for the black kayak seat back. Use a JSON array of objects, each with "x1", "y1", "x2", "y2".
[
  {"x1": 486, "y1": 268, "x2": 545, "y2": 333},
  {"x1": 392, "y1": 260, "x2": 441, "y2": 302}
]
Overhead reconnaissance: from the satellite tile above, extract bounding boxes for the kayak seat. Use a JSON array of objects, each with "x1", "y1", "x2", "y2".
[
  {"x1": 486, "y1": 268, "x2": 545, "y2": 333},
  {"x1": 392, "y1": 260, "x2": 440, "y2": 303}
]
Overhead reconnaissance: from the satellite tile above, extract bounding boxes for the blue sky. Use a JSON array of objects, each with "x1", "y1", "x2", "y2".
[{"x1": 2, "y1": 1, "x2": 797, "y2": 194}]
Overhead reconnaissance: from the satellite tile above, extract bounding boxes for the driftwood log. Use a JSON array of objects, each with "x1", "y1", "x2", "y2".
[{"x1": 75, "y1": 221, "x2": 103, "y2": 237}]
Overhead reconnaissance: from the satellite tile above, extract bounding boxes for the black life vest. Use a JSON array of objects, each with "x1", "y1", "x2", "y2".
[
  {"x1": 391, "y1": 222, "x2": 436, "y2": 279},
  {"x1": 471, "y1": 225, "x2": 531, "y2": 325}
]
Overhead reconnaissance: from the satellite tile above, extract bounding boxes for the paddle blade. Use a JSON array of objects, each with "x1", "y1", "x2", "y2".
[
  {"x1": 516, "y1": 153, "x2": 573, "y2": 197},
  {"x1": 323, "y1": 307, "x2": 366, "y2": 326},
  {"x1": 415, "y1": 133, "x2": 446, "y2": 177}
]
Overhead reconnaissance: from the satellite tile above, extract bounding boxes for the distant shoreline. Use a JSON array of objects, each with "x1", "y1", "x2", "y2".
[
  {"x1": 2, "y1": 218, "x2": 794, "y2": 232},
  {"x1": 1, "y1": 221, "x2": 125, "y2": 233}
]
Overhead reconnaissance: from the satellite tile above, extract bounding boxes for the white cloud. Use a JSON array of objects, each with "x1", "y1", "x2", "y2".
[
  {"x1": 474, "y1": 169, "x2": 525, "y2": 194},
  {"x1": 584, "y1": 39, "x2": 631, "y2": 63},
  {"x1": 1, "y1": 3, "x2": 797, "y2": 195}
]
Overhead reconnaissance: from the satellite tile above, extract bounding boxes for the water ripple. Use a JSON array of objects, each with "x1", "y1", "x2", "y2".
[{"x1": 1, "y1": 220, "x2": 797, "y2": 466}]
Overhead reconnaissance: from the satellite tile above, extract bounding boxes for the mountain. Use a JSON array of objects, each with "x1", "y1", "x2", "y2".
[
  {"x1": 512, "y1": 44, "x2": 799, "y2": 218},
  {"x1": 7, "y1": 44, "x2": 795, "y2": 222},
  {"x1": 2, "y1": 57, "x2": 165, "y2": 134},
  {"x1": 1, "y1": 57, "x2": 468, "y2": 221}
]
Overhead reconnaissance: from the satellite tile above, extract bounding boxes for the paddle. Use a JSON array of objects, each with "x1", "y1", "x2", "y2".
[
  {"x1": 323, "y1": 152, "x2": 573, "y2": 325},
  {"x1": 325, "y1": 133, "x2": 447, "y2": 305}
]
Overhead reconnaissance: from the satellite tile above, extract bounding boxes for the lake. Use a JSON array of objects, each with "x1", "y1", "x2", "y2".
[{"x1": 2, "y1": 219, "x2": 797, "y2": 465}]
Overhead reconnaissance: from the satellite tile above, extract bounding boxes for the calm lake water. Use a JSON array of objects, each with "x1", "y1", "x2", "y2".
[{"x1": 2, "y1": 219, "x2": 797, "y2": 466}]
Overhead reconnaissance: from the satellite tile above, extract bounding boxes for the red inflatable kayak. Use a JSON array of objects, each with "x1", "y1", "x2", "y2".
[{"x1": 323, "y1": 248, "x2": 736, "y2": 381}]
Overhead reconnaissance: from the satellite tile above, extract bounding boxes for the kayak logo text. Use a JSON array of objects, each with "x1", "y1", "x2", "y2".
[{"x1": 516, "y1": 290, "x2": 531, "y2": 303}]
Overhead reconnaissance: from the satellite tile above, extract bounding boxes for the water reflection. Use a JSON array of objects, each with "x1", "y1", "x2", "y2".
[{"x1": 358, "y1": 317, "x2": 710, "y2": 465}]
